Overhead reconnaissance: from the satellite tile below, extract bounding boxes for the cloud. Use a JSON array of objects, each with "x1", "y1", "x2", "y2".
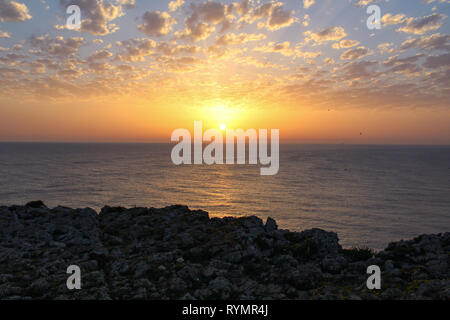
[
  {"x1": 59, "y1": 0, "x2": 128, "y2": 36},
  {"x1": 295, "y1": 47, "x2": 322, "y2": 60},
  {"x1": 191, "y1": 1, "x2": 229, "y2": 24},
  {"x1": 303, "y1": 14, "x2": 310, "y2": 27},
  {"x1": 421, "y1": 0, "x2": 450, "y2": 4},
  {"x1": 384, "y1": 54, "x2": 424, "y2": 67},
  {"x1": 138, "y1": 11, "x2": 176, "y2": 37},
  {"x1": 254, "y1": 41, "x2": 294, "y2": 56},
  {"x1": 354, "y1": 0, "x2": 380, "y2": 7},
  {"x1": 251, "y1": 2, "x2": 295, "y2": 31},
  {"x1": 215, "y1": 32, "x2": 266, "y2": 46},
  {"x1": 334, "y1": 39, "x2": 360, "y2": 49},
  {"x1": 389, "y1": 63, "x2": 422, "y2": 75},
  {"x1": 231, "y1": 0, "x2": 251, "y2": 16},
  {"x1": 397, "y1": 13, "x2": 445, "y2": 34},
  {"x1": 115, "y1": 38, "x2": 157, "y2": 62},
  {"x1": 401, "y1": 33, "x2": 450, "y2": 51},
  {"x1": 340, "y1": 60, "x2": 378, "y2": 81},
  {"x1": 1, "y1": 0, "x2": 449, "y2": 111},
  {"x1": 423, "y1": 53, "x2": 450, "y2": 68},
  {"x1": 378, "y1": 42, "x2": 395, "y2": 54},
  {"x1": 381, "y1": 12, "x2": 445, "y2": 34},
  {"x1": 165, "y1": 56, "x2": 202, "y2": 73},
  {"x1": 87, "y1": 50, "x2": 112, "y2": 62},
  {"x1": 169, "y1": 0, "x2": 184, "y2": 12},
  {"x1": 304, "y1": 26, "x2": 347, "y2": 44},
  {"x1": 117, "y1": 0, "x2": 135, "y2": 9},
  {"x1": 0, "y1": 0, "x2": 31, "y2": 22},
  {"x1": 29, "y1": 35, "x2": 84, "y2": 58},
  {"x1": 340, "y1": 46, "x2": 371, "y2": 60},
  {"x1": 176, "y1": 1, "x2": 229, "y2": 42},
  {"x1": 155, "y1": 42, "x2": 200, "y2": 56},
  {"x1": 0, "y1": 29, "x2": 11, "y2": 38},
  {"x1": 266, "y1": 4, "x2": 295, "y2": 30},
  {"x1": 176, "y1": 1, "x2": 293, "y2": 42},
  {"x1": 381, "y1": 13, "x2": 406, "y2": 26},
  {"x1": 116, "y1": 38, "x2": 199, "y2": 63},
  {"x1": 324, "y1": 57, "x2": 335, "y2": 65},
  {"x1": 303, "y1": 0, "x2": 315, "y2": 9},
  {"x1": 382, "y1": 54, "x2": 424, "y2": 75}
]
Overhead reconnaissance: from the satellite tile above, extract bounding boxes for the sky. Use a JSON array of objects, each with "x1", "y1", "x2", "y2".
[{"x1": 0, "y1": 0, "x2": 449, "y2": 143}]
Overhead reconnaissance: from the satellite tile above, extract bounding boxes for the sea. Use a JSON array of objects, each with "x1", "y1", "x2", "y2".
[{"x1": 0, "y1": 142, "x2": 449, "y2": 250}]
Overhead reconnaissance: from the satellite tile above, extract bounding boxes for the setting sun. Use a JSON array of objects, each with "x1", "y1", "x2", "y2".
[{"x1": 220, "y1": 124, "x2": 227, "y2": 131}]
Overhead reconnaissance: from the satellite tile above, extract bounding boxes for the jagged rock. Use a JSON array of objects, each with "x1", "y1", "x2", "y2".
[
  {"x1": 321, "y1": 255, "x2": 348, "y2": 274},
  {"x1": 25, "y1": 201, "x2": 46, "y2": 208},
  {"x1": 0, "y1": 203, "x2": 448, "y2": 300},
  {"x1": 265, "y1": 217, "x2": 277, "y2": 232}
]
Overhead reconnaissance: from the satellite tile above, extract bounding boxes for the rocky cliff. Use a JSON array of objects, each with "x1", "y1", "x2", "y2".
[{"x1": 0, "y1": 201, "x2": 448, "y2": 300}]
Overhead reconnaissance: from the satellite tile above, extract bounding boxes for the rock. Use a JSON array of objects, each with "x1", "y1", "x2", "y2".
[
  {"x1": 210, "y1": 277, "x2": 231, "y2": 298},
  {"x1": 169, "y1": 277, "x2": 187, "y2": 293},
  {"x1": 29, "y1": 278, "x2": 49, "y2": 296},
  {"x1": 384, "y1": 260, "x2": 394, "y2": 273},
  {"x1": 180, "y1": 292, "x2": 196, "y2": 300},
  {"x1": 321, "y1": 255, "x2": 348, "y2": 274},
  {"x1": 90, "y1": 247, "x2": 109, "y2": 259},
  {"x1": 25, "y1": 201, "x2": 46, "y2": 208},
  {"x1": 0, "y1": 203, "x2": 448, "y2": 300},
  {"x1": 381, "y1": 288, "x2": 402, "y2": 299},
  {"x1": 134, "y1": 261, "x2": 150, "y2": 278},
  {"x1": 265, "y1": 217, "x2": 278, "y2": 232}
]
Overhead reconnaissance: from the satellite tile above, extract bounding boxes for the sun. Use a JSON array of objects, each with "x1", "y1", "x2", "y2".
[{"x1": 220, "y1": 124, "x2": 227, "y2": 131}]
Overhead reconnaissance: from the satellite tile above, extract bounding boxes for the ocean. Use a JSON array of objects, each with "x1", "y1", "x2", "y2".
[{"x1": 0, "y1": 143, "x2": 449, "y2": 250}]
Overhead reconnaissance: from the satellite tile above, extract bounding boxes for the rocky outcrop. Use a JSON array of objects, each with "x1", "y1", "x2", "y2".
[{"x1": 0, "y1": 201, "x2": 448, "y2": 300}]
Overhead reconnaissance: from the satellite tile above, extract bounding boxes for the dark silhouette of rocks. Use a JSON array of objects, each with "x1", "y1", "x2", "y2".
[{"x1": 0, "y1": 202, "x2": 448, "y2": 300}]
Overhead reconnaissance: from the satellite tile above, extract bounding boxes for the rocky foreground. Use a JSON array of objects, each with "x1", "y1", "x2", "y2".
[{"x1": 0, "y1": 201, "x2": 449, "y2": 300}]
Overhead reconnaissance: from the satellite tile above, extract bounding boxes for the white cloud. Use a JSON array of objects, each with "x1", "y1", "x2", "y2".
[{"x1": 0, "y1": 0, "x2": 31, "y2": 22}]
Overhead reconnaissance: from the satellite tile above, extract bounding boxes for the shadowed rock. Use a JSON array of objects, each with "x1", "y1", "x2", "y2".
[{"x1": 0, "y1": 202, "x2": 448, "y2": 300}]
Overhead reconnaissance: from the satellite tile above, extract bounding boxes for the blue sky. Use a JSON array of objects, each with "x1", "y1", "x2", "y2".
[{"x1": 1, "y1": 0, "x2": 448, "y2": 60}]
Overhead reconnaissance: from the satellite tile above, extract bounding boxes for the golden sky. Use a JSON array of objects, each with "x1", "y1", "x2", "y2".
[{"x1": 0, "y1": 0, "x2": 449, "y2": 143}]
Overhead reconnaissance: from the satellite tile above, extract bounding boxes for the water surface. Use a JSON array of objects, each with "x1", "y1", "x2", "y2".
[{"x1": 1, "y1": 143, "x2": 449, "y2": 249}]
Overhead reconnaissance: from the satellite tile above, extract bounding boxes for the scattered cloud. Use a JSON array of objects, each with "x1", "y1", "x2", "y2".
[
  {"x1": 334, "y1": 39, "x2": 360, "y2": 49},
  {"x1": 401, "y1": 33, "x2": 450, "y2": 51},
  {"x1": 0, "y1": 29, "x2": 11, "y2": 38},
  {"x1": 303, "y1": 0, "x2": 316, "y2": 9},
  {"x1": 29, "y1": 35, "x2": 85, "y2": 58},
  {"x1": 254, "y1": 41, "x2": 293, "y2": 56},
  {"x1": 138, "y1": 11, "x2": 176, "y2": 37},
  {"x1": 216, "y1": 32, "x2": 266, "y2": 46},
  {"x1": 381, "y1": 13, "x2": 406, "y2": 26},
  {"x1": 340, "y1": 46, "x2": 371, "y2": 60},
  {"x1": 423, "y1": 53, "x2": 450, "y2": 68},
  {"x1": 0, "y1": 0, "x2": 31, "y2": 22},
  {"x1": 397, "y1": 13, "x2": 446, "y2": 34},
  {"x1": 169, "y1": 0, "x2": 184, "y2": 12},
  {"x1": 59, "y1": 0, "x2": 128, "y2": 36},
  {"x1": 0, "y1": 0, "x2": 448, "y2": 113},
  {"x1": 304, "y1": 26, "x2": 347, "y2": 44},
  {"x1": 250, "y1": 2, "x2": 295, "y2": 31}
]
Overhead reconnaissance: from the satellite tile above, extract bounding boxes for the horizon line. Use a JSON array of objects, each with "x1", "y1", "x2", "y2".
[{"x1": 1, "y1": 141, "x2": 449, "y2": 147}]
